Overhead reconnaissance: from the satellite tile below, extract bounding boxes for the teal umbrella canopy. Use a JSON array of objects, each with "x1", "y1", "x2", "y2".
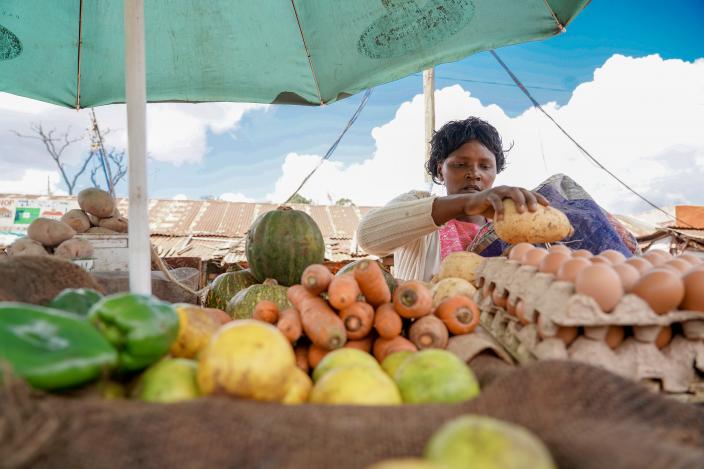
[{"x1": 0, "y1": 0, "x2": 589, "y2": 109}]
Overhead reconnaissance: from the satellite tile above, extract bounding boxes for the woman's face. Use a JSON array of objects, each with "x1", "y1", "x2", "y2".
[{"x1": 438, "y1": 140, "x2": 497, "y2": 195}]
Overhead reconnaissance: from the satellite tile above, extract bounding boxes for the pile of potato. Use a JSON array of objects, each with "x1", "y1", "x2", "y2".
[{"x1": 6, "y1": 187, "x2": 127, "y2": 260}]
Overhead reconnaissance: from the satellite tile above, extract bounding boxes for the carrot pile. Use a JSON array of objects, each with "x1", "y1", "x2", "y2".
[{"x1": 252, "y1": 259, "x2": 482, "y2": 371}]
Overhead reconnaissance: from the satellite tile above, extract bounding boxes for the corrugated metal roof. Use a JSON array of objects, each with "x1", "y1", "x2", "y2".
[{"x1": 1, "y1": 194, "x2": 376, "y2": 261}]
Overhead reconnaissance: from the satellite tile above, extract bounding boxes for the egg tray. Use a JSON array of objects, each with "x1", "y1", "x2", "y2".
[{"x1": 474, "y1": 257, "x2": 704, "y2": 403}]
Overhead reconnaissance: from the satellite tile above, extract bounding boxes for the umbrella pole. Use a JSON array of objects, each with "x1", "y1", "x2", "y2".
[{"x1": 124, "y1": 0, "x2": 151, "y2": 295}]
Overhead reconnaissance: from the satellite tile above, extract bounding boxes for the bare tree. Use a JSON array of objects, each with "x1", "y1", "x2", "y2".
[
  {"x1": 12, "y1": 124, "x2": 93, "y2": 195},
  {"x1": 90, "y1": 148, "x2": 126, "y2": 191}
]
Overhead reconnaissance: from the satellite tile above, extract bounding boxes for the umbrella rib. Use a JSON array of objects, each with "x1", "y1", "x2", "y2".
[
  {"x1": 76, "y1": 0, "x2": 84, "y2": 110},
  {"x1": 290, "y1": 0, "x2": 324, "y2": 105},
  {"x1": 542, "y1": 0, "x2": 566, "y2": 32}
]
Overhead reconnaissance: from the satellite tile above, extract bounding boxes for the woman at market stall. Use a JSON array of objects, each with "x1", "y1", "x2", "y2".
[
  {"x1": 357, "y1": 116, "x2": 639, "y2": 282},
  {"x1": 357, "y1": 117, "x2": 548, "y2": 282}
]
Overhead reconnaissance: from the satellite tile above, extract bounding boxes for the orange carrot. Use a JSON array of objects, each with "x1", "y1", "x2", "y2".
[
  {"x1": 339, "y1": 301, "x2": 375, "y2": 340},
  {"x1": 294, "y1": 344, "x2": 309, "y2": 374},
  {"x1": 434, "y1": 296, "x2": 481, "y2": 335},
  {"x1": 287, "y1": 284, "x2": 318, "y2": 310},
  {"x1": 353, "y1": 260, "x2": 391, "y2": 306},
  {"x1": 393, "y1": 280, "x2": 433, "y2": 319},
  {"x1": 301, "y1": 264, "x2": 334, "y2": 295},
  {"x1": 308, "y1": 343, "x2": 330, "y2": 369},
  {"x1": 327, "y1": 274, "x2": 362, "y2": 310},
  {"x1": 409, "y1": 315, "x2": 449, "y2": 349},
  {"x1": 252, "y1": 300, "x2": 279, "y2": 324},
  {"x1": 299, "y1": 296, "x2": 347, "y2": 350},
  {"x1": 344, "y1": 335, "x2": 374, "y2": 353},
  {"x1": 373, "y1": 336, "x2": 417, "y2": 362},
  {"x1": 374, "y1": 303, "x2": 403, "y2": 339},
  {"x1": 277, "y1": 307, "x2": 302, "y2": 343}
]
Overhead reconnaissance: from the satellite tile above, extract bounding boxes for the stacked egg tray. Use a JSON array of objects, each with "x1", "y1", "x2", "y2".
[{"x1": 474, "y1": 257, "x2": 704, "y2": 403}]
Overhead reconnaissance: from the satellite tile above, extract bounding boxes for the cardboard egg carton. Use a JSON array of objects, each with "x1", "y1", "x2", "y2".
[{"x1": 475, "y1": 257, "x2": 704, "y2": 402}]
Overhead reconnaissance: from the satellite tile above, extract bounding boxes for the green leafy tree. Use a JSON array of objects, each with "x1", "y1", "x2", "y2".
[
  {"x1": 335, "y1": 198, "x2": 355, "y2": 207},
  {"x1": 288, "y1": 194, "x2": 312, "y2": 204}
]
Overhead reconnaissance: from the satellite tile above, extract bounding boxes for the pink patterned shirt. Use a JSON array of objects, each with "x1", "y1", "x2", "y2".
[{"x1": 439, "y1": 219, "x2": 481, "y2": 260}]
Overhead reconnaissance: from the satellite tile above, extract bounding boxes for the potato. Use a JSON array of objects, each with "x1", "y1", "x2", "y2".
[
  {"x1": 435, "y1": 251, "x2": 485, "y2": 284},
  {"x1": 77, "y1": 187, "x2": 115, "y2": 218},
  {"x1": 7, "y1": 237, "x2": 48, "y2": 256},
  {"x1": 98, "y1": 216, "x2": 128, "y2": 233},
  {"x1": 61, "y1": 209, "x2": 91, "y2": 233},
  {"x1": 27, "y1": 217, "x2": 76, "y2": 246},
  {"x1": 431, "y1": 277, "x2": 477, "y2": 309},
  {"x1": 54, "y1": 238, "x2": 95, "y2": 259},
  {"x1": 494, "y1": 199, "x2": 573, "y2": 244},
  {"x1": 86, "y1": 226, "x2": 118, "y2": 234},
  {"x1": 87, "y1": 212, "x2": 101, "y2": 227}
]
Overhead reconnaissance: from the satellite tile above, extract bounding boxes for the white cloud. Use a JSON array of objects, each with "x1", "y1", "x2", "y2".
[
  {"x1": 267, "y1": 54, "x2": 704, "y2": 214},
  {"x1": 220, "y1": 192, "x2": 256, "y2": 203},
  {"x1": 0, "y1": 96, "x2": 267, "y2": 192},
  {"x1": 0, "y1": 169, "x2": 67, "y2": 195},
  {"x1": 172, "y1": 193, "x2": 188, "y2": 200}
]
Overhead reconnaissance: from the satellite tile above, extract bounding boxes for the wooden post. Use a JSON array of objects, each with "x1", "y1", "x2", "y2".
[{"x1": 423, "y1": 68, "x2": 435, "y2": 184}]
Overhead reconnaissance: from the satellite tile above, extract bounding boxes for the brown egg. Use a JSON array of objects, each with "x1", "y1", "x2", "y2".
[
  {"x1": 491, "y1": 289, "x2": 508, "y2": 308},
  {"x1": 509, "y1": 242, "x2": 534, "y2": 262},
  {"x1": 601, "y1": 249, "x2": 627, "y2": 264},
  {"x1": 590, "y1": 255, "x2": 613, "y2": 265},
  {"x1": 482, "y1": 282, "x2": 495, "y2": 299},
  {"x1": 680, "y1": 269, "x2": 704, "y2": 312},
  {"x1": 506, "y1": 298, "x2": 517, "y2": 316},
  {"x1": 556, "y1": 257, "x2": 591, "y2": 283},
  {"x1": 631, "y1": 268, "x2": 685, "y2": 315},
  {"x1": 548, "y1": 244, "x2": 572, "y2": 255},
  {"x1": 643, "y1": 250, "x2": 671, "y2": 266},
  {"x1": 521, "y1": 247, "x2": 548, "y2": 268},
  {"x1": 538, "y1": 325, "x2": 579, "y2": 345},
  {"x1": 663, "y1": 258, "x2": 692, "y2": 274},
  {"x1": 572, "y1": 249, "x2": 592, "y2": 259},
  {"x1": 575, "y1": 265, "x2": 624, "y2": 312},
  {"x1": 515, "y1": 300, "x2": 529, "y2": 325},
  {"x1": 612, "y1": 263, "x2": 640, "y2": 292},
  {"x1": 624, "y1": 257, "x2": 653, "y2": 274},
  {"x1": 538, "y1": 252, "x2": 571, "y2": 275},
  {"x1": 654, "y1": 326, "x2": 673, "y2": 349},
  {"x1": 678, "y1": 253, "x2": 703, "y2": 265},
  {"x1": 605, "y1": 325, "x2": 625, "y2": 349}
]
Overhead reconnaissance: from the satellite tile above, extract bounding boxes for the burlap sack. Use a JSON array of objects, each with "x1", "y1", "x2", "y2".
[{"x1": 2, "y1": 357, "x2": 703, "y2": 469}]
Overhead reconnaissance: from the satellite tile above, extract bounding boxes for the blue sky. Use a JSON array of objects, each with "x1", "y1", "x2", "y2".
[
  {"x1": 2, "y1": 0, "x2": 703, "y2": 214},
  {"x1": 143, "y1": 0, "x2": 703, "y2": 202}
]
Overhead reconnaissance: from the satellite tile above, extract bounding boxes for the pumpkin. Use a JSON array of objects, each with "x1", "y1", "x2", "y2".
[
  {"x1": 226, "y1": 282, "x2": 291, "y2": 320},
  {"x1": 245, "y1": 206, "x2": 325, "y2": 286},
  {"x1": 205, "y1": 269, "x2": 258, "y2": 311},
  {"x1": 337, "y1": 259, "x2": 398, "y2": 294}
]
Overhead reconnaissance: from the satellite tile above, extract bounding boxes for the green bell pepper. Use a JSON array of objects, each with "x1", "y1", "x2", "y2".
[
  {"x1": 88, "y1": 293, "x2": 179, "y2": 372},
  {"x1": 48, "y1": 288, "x2": 103, "y2": 316},
  {"x1": 0, "y1": 302, "x2": 118, "y2": 390}
]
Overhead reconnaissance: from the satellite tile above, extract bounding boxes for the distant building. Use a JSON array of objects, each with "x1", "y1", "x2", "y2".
[{"x1": 0, "y1": 194, "x2": 377, "y2": 264}]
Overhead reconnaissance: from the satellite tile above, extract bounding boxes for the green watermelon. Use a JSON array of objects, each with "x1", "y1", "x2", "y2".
[
  {"x1": 245, "y1": 206, "x2": 325, "y2": 286},
  {"x1": 225, "y1": 283, "x2": 291, "y2": 320},
  {"x1": 48, "y1": 288, "x2": 103, "y2": 316},
  {"x1": 206, "y1": 269, "x2": 258, "y2": 311},
  {"x1": 337, "y1": 259, "x2": 398, "y2": 294}
]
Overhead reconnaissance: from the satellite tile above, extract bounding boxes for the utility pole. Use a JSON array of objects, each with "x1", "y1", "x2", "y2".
[
  {"x1": 89, "y1": 109, "x2": 115, "y2": 197},
  {"x1": 423, "y1": 68, "x2": 435, "y2": 184}
]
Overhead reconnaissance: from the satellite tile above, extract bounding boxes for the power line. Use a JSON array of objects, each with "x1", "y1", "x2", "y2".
[
  {"x1": 283, "y1": 88, "x2": 373, "y2": 204},
  {"x1": 489, "y1": 49, "x2": 692, "y2": 228}
]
